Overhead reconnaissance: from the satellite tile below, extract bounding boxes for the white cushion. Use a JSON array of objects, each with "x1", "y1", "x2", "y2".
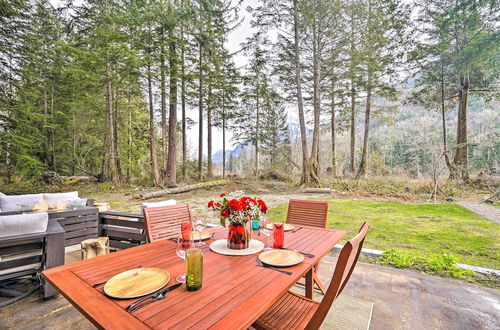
[
  {"x1": 0, "y1": 212, "x2": 49, "y2": 237},
  {"x1": 0, "y1": 194, "x2": 44, "y2": 212},
  {"x1": 43, "y1": 191, "x2": 79, "y2": 209},
  {"x1": 141, "y1": 199, "x2": 177, "y2": 212}
]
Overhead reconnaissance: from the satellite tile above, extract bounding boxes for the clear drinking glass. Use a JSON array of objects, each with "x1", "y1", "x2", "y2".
[
  {"x1": 260, "y1": 217, "x2": 273, "y2": 250},
  {"x1": 176, "y1": 232, "x2": 194, "y2": 283},
  {"x1": 194, "y1": 218, "x2": 207, "y2": 247}
]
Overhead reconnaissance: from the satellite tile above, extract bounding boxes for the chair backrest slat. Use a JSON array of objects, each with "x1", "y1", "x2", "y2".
[
  {"x1": 286, "y1": 199, "x2": 329, "y2": 228},
  {"x1": 143, "y1": 204, "x2": 192, "y2": 242},
  {"x1": 306, "y1": 222, "x2": 370, "y2": 330}
]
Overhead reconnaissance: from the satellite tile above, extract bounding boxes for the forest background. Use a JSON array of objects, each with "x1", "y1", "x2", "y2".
[{"x1": 0, "y1": 0, "x2": 498, "y2": 193}]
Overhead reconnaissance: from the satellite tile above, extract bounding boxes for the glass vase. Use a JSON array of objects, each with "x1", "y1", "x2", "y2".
[{"x1": 227, "y1": 223, "x2": 250, "y2": 250}]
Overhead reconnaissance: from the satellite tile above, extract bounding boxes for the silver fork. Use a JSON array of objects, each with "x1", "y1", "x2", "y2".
[{"x1": 128, "y1": 292, "x2": 166, "y2": 313}]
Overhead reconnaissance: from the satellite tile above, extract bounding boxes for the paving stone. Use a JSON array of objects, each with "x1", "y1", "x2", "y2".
[{"x1": 456, "y1": 201, "x2": 500, "y2": 224}]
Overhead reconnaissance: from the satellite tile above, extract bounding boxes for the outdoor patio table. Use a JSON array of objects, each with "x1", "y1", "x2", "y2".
[{"x1": 42, "y1": 225, "x2": 345, "y2": 329}]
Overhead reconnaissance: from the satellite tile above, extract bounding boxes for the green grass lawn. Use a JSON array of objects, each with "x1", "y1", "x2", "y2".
[{"x1": 268, "y1": 198, "x2": 500, "y2": 270}]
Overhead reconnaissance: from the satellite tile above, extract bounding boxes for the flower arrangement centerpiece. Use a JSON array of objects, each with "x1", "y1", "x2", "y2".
[{"x1": 208, "y1": 190, "x2": 267, "y2": 250}]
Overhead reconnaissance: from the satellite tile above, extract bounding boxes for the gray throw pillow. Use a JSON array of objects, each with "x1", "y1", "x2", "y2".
[{"x1": 0, "y1": 194, "x2": 44, "y2": 212}]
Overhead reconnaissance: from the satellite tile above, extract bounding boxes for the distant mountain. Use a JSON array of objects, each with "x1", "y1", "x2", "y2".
[{"x1": 212, "y1": 143, "x2": 251, "y2": 163}]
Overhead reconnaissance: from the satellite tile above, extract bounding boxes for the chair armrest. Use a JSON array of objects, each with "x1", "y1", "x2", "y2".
[{"x1": 99, "y1": 211, "x2": 144, "y2": 220}]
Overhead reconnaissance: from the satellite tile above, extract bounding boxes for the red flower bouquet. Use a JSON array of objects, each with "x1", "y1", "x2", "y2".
[{"x1": 208, "y1": 190, "x2": 267, "y2": 249}]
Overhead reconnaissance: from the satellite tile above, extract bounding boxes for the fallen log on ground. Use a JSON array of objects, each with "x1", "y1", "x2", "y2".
[
  {"x1": 61, "y1": 176, "x2": 98, "y2": 184},
  {"x1": 304, "y1": 188, "x2": 332, "y2": 193},
  {"x1": 137, "y1": 180, "x2": 230, "y2": 200}
]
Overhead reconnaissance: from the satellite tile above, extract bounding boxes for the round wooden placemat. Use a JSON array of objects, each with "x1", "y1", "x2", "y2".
[
  {"x1": 209, "y1": 239, "x2": 265, "y2": 256},
  {"x1": 265, "y1": 223, "x2": 295, "y2": 231},
  {"x1": 103, "y1": 267, "x2": 170, "y2": 299},
  {"x1": 258, "y1": 249, "x2": 304, "y2": 267},
  {"x1": 192, "y1": 231, "x2": 213, "y2": 241}
]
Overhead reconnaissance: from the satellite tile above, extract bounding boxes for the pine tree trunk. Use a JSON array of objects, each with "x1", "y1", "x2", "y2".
[
  {"x1": 207, "y1": 82, "x2": 213, "y2": 179},
  {"x1": 222, "y1": 91, "x2": 226, "y2": 179},
  {"x1": 357, "y1": 81, "x2": 371, "y2": 178},
  {"x1": 454, "y1": 74, "x2": 469, "y2": 179},
  {"x1": 255, "y1": 89, "x2": 260, "y2": 177},
  {"x1": 307, "y1": 2, "x2": 321, "y2": 187},
  {"x1": 197, "y1": 43, "x2": 204, "y2": 181},
  {"x1": 167, "y1": 30, "x2": 177, "y2": 188},
  {"x1": 104, "y1": 64, "x2": 122, "y2": 186},
  {"x1": 43, "y1": 88, "x2": 49, "y2": 166},
  {"x1": 147, "y1": 63, "x2": 162, "y2": 186},
  {"x1": 349, "y1": 13, "x2": 356, "y2": 175},
  {"x1": 440, "y1": 61, "x2": 454, "y2": 178},
  {"x1": 112, "y1": 87, "x2": 121, "y2": 176},
  {"x1": 161, "y1": 28, "x2": 168, "y2": 183},
  {"x1": 127, "y1": 91, "x2": 132, "y2": 181},
  {"x1": 181, "y1": 24, "x2": 187, "y2": 180},
  {"x1": 357, "y1": 0, "x2": 372, "y2": 179},
  {"x1": 49, "y1": 86, "x2": 55, "y2": 169},
  {"x1": 330, "y1": 80, "x2": 337, "y2": 176},
  {"x1": 293, "y1": 0, "x2": 308, "y2": 185}
]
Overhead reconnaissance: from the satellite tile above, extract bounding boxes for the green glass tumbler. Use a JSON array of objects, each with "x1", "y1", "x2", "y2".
[{"x1": 185, "y1": 247, "x2": 203, "y2": 291}]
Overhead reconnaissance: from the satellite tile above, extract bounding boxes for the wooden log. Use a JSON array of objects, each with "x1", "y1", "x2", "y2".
[
  {"x1": 137, "y1": 180, "x2": 230, "y2": 200},
  {"x1": 61, "y1": 176, "x2": 98, "y2": 184},
  {"x1": 81, "y1": 237, "x2": 109, "y2": 260},
  {"x1": 304, "y1": 188, "x2": 332, "y2": 193}
]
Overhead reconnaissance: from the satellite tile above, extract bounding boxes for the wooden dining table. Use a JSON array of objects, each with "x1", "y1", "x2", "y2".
[{"x1": 42, "y1": 225, "x2": 345, "y2": 330}]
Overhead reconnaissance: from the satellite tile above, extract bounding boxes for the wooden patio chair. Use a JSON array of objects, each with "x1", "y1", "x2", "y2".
[
  {"x1": 286, "y1": 199, "x2": 329, "y2": 294},
  {"x1": 253, "y1": 222, "x2": 370, "y2": 330},
  {"x1": 143, "y1": 204, "x2": 193, "y2": 242}
]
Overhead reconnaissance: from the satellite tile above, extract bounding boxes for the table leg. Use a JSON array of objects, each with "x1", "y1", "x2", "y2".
[{"x1": 305, "y1": 269, "x2": 314, "y2": 299}]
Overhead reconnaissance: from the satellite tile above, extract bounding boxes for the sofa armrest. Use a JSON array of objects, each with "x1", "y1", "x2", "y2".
[{"x1": 0, "y1": 220, "x2": 64, "y2": 245}]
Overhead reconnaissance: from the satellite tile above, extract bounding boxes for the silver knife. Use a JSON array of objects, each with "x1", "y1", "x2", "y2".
[{"x1": 125, "y1": 283, "x2": 182, "y2": 312}]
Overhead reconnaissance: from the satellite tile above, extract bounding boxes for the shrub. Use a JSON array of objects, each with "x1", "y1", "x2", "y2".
[{"x1": 379, "y1": 249, "x2": 474, "y2": 279}]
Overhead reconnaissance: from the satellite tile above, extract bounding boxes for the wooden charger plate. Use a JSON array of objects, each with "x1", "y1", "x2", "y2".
[
  {"x1": 192, "y1": 231, "x2": 213, "y2": 241},
  {"x1": 265, "y1": 223, "x2": 295, "y2": 231},
  {"x1": 104, "y1": 267, "x2": 170, "y2": 299},
  {"x1": 258, "y1": 249, "x2": 304, "y2": 267}
]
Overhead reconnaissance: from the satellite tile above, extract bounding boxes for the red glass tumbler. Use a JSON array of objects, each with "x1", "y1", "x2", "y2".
[{"x1": 273, "y1": 223, "x2": 284, "y2": 249}]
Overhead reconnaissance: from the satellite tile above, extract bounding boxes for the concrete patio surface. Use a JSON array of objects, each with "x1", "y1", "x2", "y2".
[{"x1": 1, "y1": 254, "x2": 499, "y2": 329}]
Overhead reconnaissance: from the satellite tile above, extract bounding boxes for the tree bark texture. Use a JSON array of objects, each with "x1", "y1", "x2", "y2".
[
  {"x1": 349, "y1": 13, "x2": 356, "y2": 175},
  {"x1": 160, "y1": 28, "x2": 168, "y2": 182},
  {"x1": 181, "y1": 26, "x2": 187, "y2": 180},
  {"x1": 454, "y1": 74, "x2": 469, "y2": 179},
  {"x1": 197, "y1": 43, "x2": 204, "y2": 181},
  {"x1": 103, "y1": 64, "x2": 122, "y2": 186},
  {"x1": 167, "y1": 30, "x2": 178, "y2": 187},
  {"x1": 330, "y1": 80, "x2": 337, "y2": 176},
  {"x1": 147, "y1": 63, "x2": 162, "y2": 186},
  {"x1": 293, "y1": 0, "x2": 309, "y2": 185},
  {"x1": 255, "y1": 89, "x2": 260, "y2": 177},
  {"x1": 307, "y1": 0, "x2": 322, "y2": 187},
  {"x1": 207, "y1": 82, "x2": 213, "y2": 179}
]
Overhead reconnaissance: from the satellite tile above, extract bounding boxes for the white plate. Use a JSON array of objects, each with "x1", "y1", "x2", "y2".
[{"x1": 210, "y1": 239, "x2": 265, "y2": 256}]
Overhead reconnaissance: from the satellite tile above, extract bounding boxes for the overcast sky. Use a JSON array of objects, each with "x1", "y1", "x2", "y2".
[{"x1": 50, "y1": 0, "x2": 259, "y2": 156}]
